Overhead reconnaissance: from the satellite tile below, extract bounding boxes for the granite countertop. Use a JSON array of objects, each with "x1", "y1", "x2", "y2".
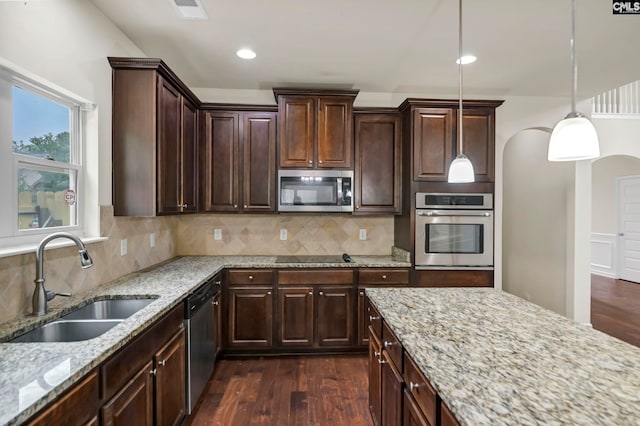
[
  {"x1": 366, "y1": 288, "x2": 640, "y2": 426},
  {"x1": 0, "y1": 254, "x2": 408, "y2": 426}
]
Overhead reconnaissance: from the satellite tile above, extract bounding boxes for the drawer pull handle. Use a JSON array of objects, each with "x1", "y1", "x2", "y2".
[
  {"x1": 267, "y1": 291, "x2": 272, "y2": 295},
  {"x1": 409, "y1": 381, "x2": 422, "y2": 391},
  {"x1": 377, "y1": 358, "x2": 387, "y2": 365},
  {"x1": 374, "y1": 351, "x2": 381, "y2": 358},
  {"x1": 360, "y1": 291, "x2": 364, "y2": 296},
  {"x1": 244, "y1": 205, "x2": 247, "y2": 208},
  {"x1": 234, "y1": 204, "x2": 238, "y2": 208},
  {"x1": 382, "y1": 275, "x2": 387, "y2": 279},
  {"x1": 309, "y1": 291, "x2": 313, "y2": 295},
  {"x1": 384, "y1": 341, "x2": 395, "y2": 348},
  {"x1": 319, "y1": 291, "x2": 324, "y2": 296},
  {"x1": 369, "y1": 315, "x2": 380, "y2": 321},
  {"x1": 150, "y1": 368, "x2": 157, "y2": 376},
  {"x1": 213, "y1": 300, "x2": 219, "y2": 306},
  {"x1": 249, "y1": 275, "x2": 254, "y2": 280},
  {"x1": 214, "y1": 281, "x2": 222, "y2": 286},
  {"x1": 158, "y1": 360, "x2": 166, "y2": 367}
]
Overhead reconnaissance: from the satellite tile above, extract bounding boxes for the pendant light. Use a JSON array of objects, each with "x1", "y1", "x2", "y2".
[
  {"x1": 448, "y1": 0, "x2": 475, "y2": 183},
  {"x1": 548, "y1": 0, "x2": 600, "y2": 161}
]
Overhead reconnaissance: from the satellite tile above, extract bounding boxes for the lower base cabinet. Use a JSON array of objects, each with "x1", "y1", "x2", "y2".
[
  {"x1": 154, "y1": 328, "x2": 186, "y2": 426},
  {"x1": 101, "y1": 361, "x2": 154, "y2": 426},
  {"x1": 368, "y1": 326, "x2": 382, "y2": 425},
  {"x1": 404, "y1": 389, "x2": 430, "y2": 426}
]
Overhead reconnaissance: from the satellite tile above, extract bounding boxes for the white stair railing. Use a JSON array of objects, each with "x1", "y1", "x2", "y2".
[{"x1": 592, "y1": 80, "x2": 640, "y2": 117}]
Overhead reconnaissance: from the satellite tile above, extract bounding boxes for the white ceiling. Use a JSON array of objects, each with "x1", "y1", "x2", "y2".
[{"x1": 89, "y1": 0, "x2": 640, "y2": 99}]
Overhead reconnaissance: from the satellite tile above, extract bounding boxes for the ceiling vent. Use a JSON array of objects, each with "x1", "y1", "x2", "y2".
[{"x1": 169, "y1": 0, "x2": 208, "y2": 20}]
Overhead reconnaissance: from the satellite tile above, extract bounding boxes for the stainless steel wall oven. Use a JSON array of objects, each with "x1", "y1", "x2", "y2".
[{"x1": 414, "y1": 193, "x2": 493, "y2": 269}]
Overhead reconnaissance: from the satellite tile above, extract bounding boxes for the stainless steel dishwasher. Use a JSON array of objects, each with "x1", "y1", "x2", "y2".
[{"x1": 184, "y1": 276, "x2": 218, "y2": 414}]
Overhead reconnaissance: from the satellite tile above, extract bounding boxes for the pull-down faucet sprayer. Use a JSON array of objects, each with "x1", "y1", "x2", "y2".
[{"x1": 33, "y1": 232, "x2": 94, "y2": 316}]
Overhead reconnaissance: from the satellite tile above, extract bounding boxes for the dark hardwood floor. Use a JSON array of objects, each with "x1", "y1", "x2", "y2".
[
  {"x1": 591, "y1": 274, "x2": 640, "y2": 347},
  {"x1": 188, "y1": 355, "x2": 372, "y2": 426}
]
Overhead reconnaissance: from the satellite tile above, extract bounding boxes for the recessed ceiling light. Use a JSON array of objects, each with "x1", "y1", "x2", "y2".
[
  {"x1": 237, "y1": 49, "x2": 257, "y2": 60},
  {"x1": 456, "y1": 55, "x2": 477, "y2": 65}
]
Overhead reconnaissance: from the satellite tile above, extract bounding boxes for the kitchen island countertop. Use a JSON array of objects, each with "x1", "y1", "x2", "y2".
[
  {"x1": 0, "y1": 254, "x2": 408, "y2": 426},
  {"x1": 366, "y1": 287, "x2": 640, "y2": 425}
]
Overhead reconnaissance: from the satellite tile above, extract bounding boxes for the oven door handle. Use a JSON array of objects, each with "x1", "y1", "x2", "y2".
[{"x1": 417, "y1": 211, "x2": 491, "y2": 217}]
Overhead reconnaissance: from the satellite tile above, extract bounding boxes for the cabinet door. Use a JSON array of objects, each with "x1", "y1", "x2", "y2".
[
  {"x1": 278, "y1": 287, "x2": 314, "y2": 347},
  {"x1": 101, "y1": 361, "x2": 153, "y2": 426},
  {"x1": 316, "y1": 285, "x2": 353, "y2": 347},
  {"x1": 460, "y1": 108, "x2": 494, "y2": 182},
  {"x1": 279, "y1": 95, "x2": 315, "y2": 167},
  {"x1": 27, "y1": 372, "x2": 99, "y2": 426},
  {"x1": 213, "y1": 291, "x2": 222, "y2": 357},
  {"x1": 381, "y1": 351, "x2": 403, "y2": 426},
  {"x1": 242, "y1": 112, "x2": 277, "y2": 212},
  {"x1": 369, "y1": 327, "x2": 382, "y2": 426},
  {"x1": 413, "y1": 108, "x2": 454, "y2": 181},
  {"x1": 440, "y1": 401, "x2": 460, "y2": 426},
  {"x1": 403, "y1": 389, "x2": 430, "y2": 426},
  {"x1": 317, "y1": 96, "x2": 353, "y2": 168},
  {"x1": 203, "y1": 111, "x2": 240, "y2": 212},
  {"x1": 228, "y1": 287, "x2": 273, "y2": 347},
  {"x1": 354, "y1": 113, "x2": 401, "y2": 213},
  {"x1": 357, "y1": 289, "x2": 369, "y2": 347},
  {"x1": 181, "y1": 98, "x2": 198, "y2": 212},
  {"x1": 154, "y1": 328, "x2": 186, "y2": 426},
  {"x1": 157, "y1": 78, "x2": 182, "y2": 214}
]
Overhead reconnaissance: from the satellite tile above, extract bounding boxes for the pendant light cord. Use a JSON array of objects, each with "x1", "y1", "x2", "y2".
[
  {"x1": 570, "y1": 0, "x2": 577, "y2": 113},
  {"x1": 458, "y1": 0, "x2": 464, "y2": 155}
]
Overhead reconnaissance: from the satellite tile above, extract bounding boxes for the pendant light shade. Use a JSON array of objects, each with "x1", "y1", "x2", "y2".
[
  {"x1": 448, "y1": 0, "x2": 475, "y2": 183},
  {"x1": 448, "y1": 154, "x2": 475, "y2": 183},
  {"x1": 548, "y1": 0, "x2": 600, "y2": 162}
]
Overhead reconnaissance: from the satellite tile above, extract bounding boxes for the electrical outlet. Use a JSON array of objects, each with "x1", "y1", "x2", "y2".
[
  {"x1": 120, "y1": 239, "x2": 128, "y2": 256},
  {"x1": 280, "y1": 229, "x2": 288, "y2": 241},
  {"x1": 359, "y1": 229, "x2": 367, "y2": 241},
  {"x1": 214, "y1": 228, "x2": 222, "y2": 240},
  {"x1": 149, "y1": 233, "x2": 156, "y2": 248}
]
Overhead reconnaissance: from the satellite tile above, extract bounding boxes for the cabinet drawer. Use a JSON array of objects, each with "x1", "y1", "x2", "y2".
[
  {"x1": 359, "y1": 269, "x2": 409, "y2": 285},
  {"x1": 27, "y1": 372, "x2": 99, "y2": 426},
  {"x1": 404, "y1": 352, "x2": 437, "y2": 426},
  {"x1": 381, "y1": 321, "x2": 402, "y2": 371},
  {"x1": 278, "y1": 269, "x2": 353, "y2": 285},
  {"x1": 101, "y1": 303, "x2": 183, "y2": 401},
  {"x1": 228, "y1": 269, "x2": 273, "y2": 285}
]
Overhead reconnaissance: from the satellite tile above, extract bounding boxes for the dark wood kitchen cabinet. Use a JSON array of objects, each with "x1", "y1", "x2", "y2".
[
  {"x1": 201, "y1": 109, "x2": 277, "y2": 213},
  {"x1": 276, "y1": 269, "x2": 355, "y2": 349},
  {"x1": 101, "y1": 361, "x2": 154, "y2": 426},
  {"x1": 404, "y1": 389, "x2": 430, "y2": 426},
  {"x1": 153, "y1": 328, "x2": 186, "y2": 426},
  {"x1": 381, "y1": 350, "x2": 404, "y2": 426},
  {"x1": 400, "y1": 99, "x2": 503, "y2": 184},
  {"x1": 27, "y1": 372, "x2": 99, "y2": 426},
  {"x1": 226, "y1": 269, "x2": 274, "y2": 348},
  {"x1": 353, "y1": 112, "x2": 402, "y2": 214},
  {"x1": 368, "y1": 326, "x2": 383, "y2": 426},
  {"x1": 274, "y1": 88, "x2": 358, "y2": 169},
  {"x1": 109, "y1": 57, "x2": 199, "y2": 216}
]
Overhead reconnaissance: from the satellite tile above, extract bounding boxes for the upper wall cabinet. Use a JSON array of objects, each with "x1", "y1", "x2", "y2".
[
  {"x1": 353, "y1": 111, "x2": 402, "y2": 214},
  {"x1": 273, "y1": 88, "x2": 358, "y2": 169},
  {"x1": 400, "y1": 99, "x2": 503, "y2": 183},
  {"x1": 109, "y1": 57, "x2": 199, "y2": 216},
  {"x1": 201, "y1": 107, "x2": 277, "y2": 213}
]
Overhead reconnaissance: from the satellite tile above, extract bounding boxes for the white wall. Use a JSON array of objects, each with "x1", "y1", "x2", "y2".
[
  {"x1": 502, "y1": 129, "x2": 571, "y2": 316},
  {"x1": 0, "y1": 0, "x2": 145, "y2": 207}
]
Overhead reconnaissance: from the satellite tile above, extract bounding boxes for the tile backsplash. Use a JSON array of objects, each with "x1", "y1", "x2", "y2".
[
  {"x1": 173, "y1": 214, "x2": 394, "y2": 256},
  {"x1": 0, "y1": 209, "x2": 394, "y2": 322}
]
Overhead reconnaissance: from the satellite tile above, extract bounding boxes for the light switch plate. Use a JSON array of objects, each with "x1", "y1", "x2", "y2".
[
  {"x1": 280, "y1": 229, "x2": 288, "y2": 241},
  {"x1": 120, "y1": 239, "x2": 127, "y2": 256},
  {"x1": 149, "y1": 233, "x2": 156, "y2": 248},
  {"x1": 359, "y1": 229, "x2": 367, "y2": 240},
  {"x1": 214, "y1": 228, "x2": 222, "y2": 240}
]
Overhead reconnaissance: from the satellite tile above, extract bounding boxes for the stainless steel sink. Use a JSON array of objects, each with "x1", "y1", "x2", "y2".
[
  {"x1": 8, "y1": 298, "x2": 155, "y2": 343},
  {"x1": 62, "y1": 298, "x2": 155, "y2": 320},
  {"x1": 10, "y1": 319, "x2": 123, "y2": 343}
]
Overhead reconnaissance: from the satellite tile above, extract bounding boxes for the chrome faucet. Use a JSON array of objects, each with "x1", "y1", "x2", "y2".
[{"x1": 33, "y1": 232, "x2": 94, "y2": 316}]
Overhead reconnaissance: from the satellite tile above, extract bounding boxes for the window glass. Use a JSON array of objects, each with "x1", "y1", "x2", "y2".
[
  {"x1": 17, "y1": 165, "x2": 77, "y2": 230},
  {"x1": 12, "y1": 86, "x2": 71, "y2": 163}
]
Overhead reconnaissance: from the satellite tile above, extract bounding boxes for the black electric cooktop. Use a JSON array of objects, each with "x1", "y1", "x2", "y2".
[{"x1": 275, "y1": 255, "x2": 348, "y2": 264}]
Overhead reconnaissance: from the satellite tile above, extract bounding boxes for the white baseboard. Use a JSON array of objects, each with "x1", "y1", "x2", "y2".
[{"x1": 591, "y1": 233, "x2": 617, "y2": 278}]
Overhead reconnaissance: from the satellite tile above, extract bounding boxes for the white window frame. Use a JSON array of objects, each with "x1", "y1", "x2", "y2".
[{"x1": 0, "y1": 66, "x2": 88, "y2": 249}]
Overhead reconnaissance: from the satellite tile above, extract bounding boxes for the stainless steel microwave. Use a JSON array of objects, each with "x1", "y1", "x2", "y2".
[{"x1": 278, "y1": 170, "x2": 353, "y2": 212}]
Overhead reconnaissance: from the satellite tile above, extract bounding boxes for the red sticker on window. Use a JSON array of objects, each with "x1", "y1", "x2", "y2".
[{"x1": 64, "y1": 189, "x2": 76, "y2": 206}]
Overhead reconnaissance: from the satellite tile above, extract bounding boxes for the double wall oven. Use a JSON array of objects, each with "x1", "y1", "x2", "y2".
[{"x1": 414, "y1": 193, "x2": 493, "y2": 269}]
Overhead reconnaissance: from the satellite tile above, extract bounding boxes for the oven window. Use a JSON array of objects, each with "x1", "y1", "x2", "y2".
[{"x1": 425, "y1": 224, "x2": 484, "y2": 254}]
